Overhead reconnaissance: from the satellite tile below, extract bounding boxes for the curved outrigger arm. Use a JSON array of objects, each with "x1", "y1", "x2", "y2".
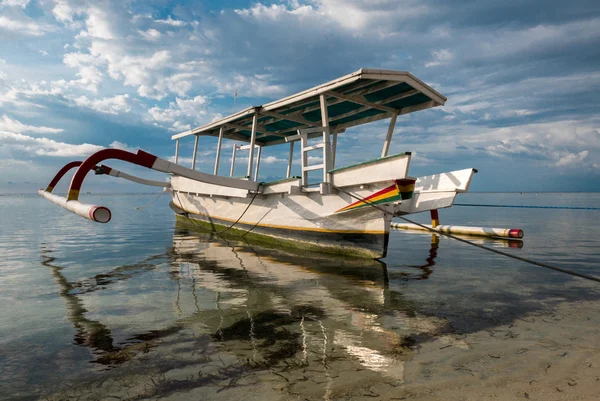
[{"x1": 39, "y1": 148, "x2": 261, "y2": 224}]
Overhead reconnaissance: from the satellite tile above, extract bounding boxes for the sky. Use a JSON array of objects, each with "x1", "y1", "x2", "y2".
[{"x1": 0, "y1": 0, "x2": 599, "y2": 193}]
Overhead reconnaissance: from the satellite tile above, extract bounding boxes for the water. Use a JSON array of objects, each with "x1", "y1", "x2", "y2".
[{"x1": 1, "y1": 192, "x2": 599, "y2": 400}]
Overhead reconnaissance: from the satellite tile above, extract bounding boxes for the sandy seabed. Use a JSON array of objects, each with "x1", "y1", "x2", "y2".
[{"x1": 42, "y1": 298, "x2": 600, "y2": 401}]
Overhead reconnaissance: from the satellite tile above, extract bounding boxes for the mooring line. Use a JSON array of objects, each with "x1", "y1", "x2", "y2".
[
  {"x1": 398, "y1": 216, "x2": 600, "y2": 283},
  {"x1": 454, "y1": 203, "x2": 600, "y2": 211},
  {"x1": 335, "y1": 186, "x2": 600, "y2": 283}
]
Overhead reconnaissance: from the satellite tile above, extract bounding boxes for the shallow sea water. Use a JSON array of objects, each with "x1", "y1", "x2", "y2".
[{"x1": 1, "y1": 192, "x2": 599, "y2": 400}]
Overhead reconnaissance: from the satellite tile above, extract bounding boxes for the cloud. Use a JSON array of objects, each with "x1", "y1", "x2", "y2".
[
  {"x1": 262, "y1": 155, "x2": 287, "y2": 164},
  {"x1": 556, "y1": 150, "x2": 589, "y2": 167},
  {"x1": 108, "y1": 140, "x2": 138, "y2": 153},
  {"x1": 0, "y1": 15, "x2": 52, "y2": 36},
  {"x1": 0, "y1": 0, "x2": 29, "y2": 8},
  {"x1": 0, "y1": 130, "x2": 103, "y2": 157},
  {"x1": 0, "y1": 115, "x2": 63, "y2": 134},
  {"x1": 425, "y1": 49, "x2": 453, "y2": 68},
  {"x1": 139, "y1": 28, "x2": 161, "y2": 41},
  {"x1": 1, "y1": 0, "x2": 599, "y2": 190},
  {"x1": 154, "y1": 16, "x2": 187, "y2": 27},
  {"x1": 148, "y1": 95, "x2": 209, "y2": 131},
  {"x1": 72, "y1": 94, "x2": 131, "y2": 114}
]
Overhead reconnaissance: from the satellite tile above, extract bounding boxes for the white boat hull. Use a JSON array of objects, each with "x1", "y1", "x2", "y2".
[
  {"x1": 170, "y1": 168, "x2": 476, "y2": 258},
  {"x1": 171, "y1": 182, "x2": 392, "y2": 258}
]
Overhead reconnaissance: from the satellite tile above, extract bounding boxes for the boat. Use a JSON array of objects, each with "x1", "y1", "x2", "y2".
[{"x1": 39, "y1": 69, "x2": 476, "y2": 258}]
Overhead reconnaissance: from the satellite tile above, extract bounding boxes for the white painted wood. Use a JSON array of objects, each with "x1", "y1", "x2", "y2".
[
  {"x1": 303, "y1": 143, "x2": 325, "y2": 152},
  {"x1": 320, "y1": 94, "x2": 332, "y2": 186},
  {"x1": 301, "y1": 133, "x2": 308, "y2": 186},
  {"x1": 261, "y1": 178, "x2": 301, "y2": 195},
  {"x1": 152, "y1": 155, "x2": 260, "y2": 191},
  {"x1": 330, "y1": 154, "x2": 411, "y2": 187},
  {"x1": 108, "y1": 168, "x2": 169, "y2": 187},
  {"x1": 414, "y1": 168, "x2": 476, "y2": 192},
  {"x1": 175, "y1": 139, "x2": 180, "y2": 164},
  {"x1": 286, "y1": 141, "x2": 294, "y2": 178},
  {"x1": 361, "y1": 72, "x2": 447, "y2": 105},
  {"x1": 214, "y1": 126, "x2": 224, "y2": 175},
  {"x1": 254, "y1": 145, "x2": 262, "y2": 181},
  {"x1": 247, "y1": 112, "x2": 258, "y2": 178},
  {"x1": 260, "y1": 110, "x2": 321, "y2": 127},
  {"x1": 332, "y1": 112, "x2": 395, "y2": 131},
  {"x1": 172, "y1": 69, "x2": 444, "y2": 141},
  {"x1": 192, "y1": 134, "x2": 199, "y2": 169},
  {"x1": 230, "y1": 144, "x2": 238, "y2": 176},
  {"x1": 226, "y1": 121, "x2": 275, "y2": 137},
  {"x1": 298, "y1": 126, "x2": 329, "y2": 135},
  {"x1": 390, "y1": 223, "x2": 523, "y2": 239},
  {"x1": 38, "y1": 190, "x2": 111, "y2": 223},
  {"x1": 326, "y1": 91, "x2": 397, "y2": 113},
  {"x1": 394, "y1": 192, "x2": 457, "y2": 214},
  {"x1": 381, "y1": 88, "x2": 419, "y2": 104},
  {"x1": 303, "y1": 164, "x2": 324, "y2": 172},
  {"x1": 171, "y1": 176, "x2": 249, "y2": 198},
  {"x1": 331, "y1": 130, "x2": 338, "y2": 168},
  {"x1": 381, "y1": 113, "x2": 398, "y2": 158}
]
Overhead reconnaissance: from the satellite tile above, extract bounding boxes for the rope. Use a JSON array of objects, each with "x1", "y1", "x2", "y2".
[
  {"x1": 397, "y1": 216, "x2": 600, "y2": 283},
  {"x1": 334, "y1": 185, "x2": 600, "y2": 283},
  {"x1": 135, "y1": 189, "x2": 167, "y2": 210},
  {"x1": 454, "y1": 203, "x2": 600, "y2": 211},
  {"x1": 174, "y1": 184, "x2": 263, "y2": 235}
]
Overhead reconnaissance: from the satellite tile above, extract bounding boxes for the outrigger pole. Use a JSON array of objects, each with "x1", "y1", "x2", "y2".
[{"x1": 39, "y1": 148, "x2": 261, "y2": 223}]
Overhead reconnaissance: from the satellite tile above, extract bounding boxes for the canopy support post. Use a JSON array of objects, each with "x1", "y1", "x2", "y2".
[
  {"x1": 319, "y1": 94, "x2": 332, "y2": 193},
  {"x1": 192, "y1": 134, "x2": 199, "y2": 169},
  {"x1": 214, "y1": 126, "x2": 224, "y2": 175},
  {"x1": 286, "y1": 141, "x2": 295, "y2": 178},
  {"x1": 247, "y1": 111, "x2": 258, "y2": 179},
  {"x1": 230, "y1": 144, "x2": 238, "y2": 176},
  {"x1": 253, "y1": 145, "x2": 262, "y2": 181},
  {"x1": 331, "y1": 129, "x2": 338, "y2": 169},
  {"x1": 175, "y1": 139, "x2": 180, "y2": 164},
  {"x1": 381, "y1": 113, "x2": 398, "y2": 157}
]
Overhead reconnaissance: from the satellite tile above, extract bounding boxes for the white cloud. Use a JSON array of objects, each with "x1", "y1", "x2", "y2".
[
  {"x1": 73, "y1": 94, "x2": 131, "y2": 114},
  {"x1": 0, "y1": 0, "x2": 29, "y2": 8},
  {"x1": 51, "y1": 0, "x2": 82, "y2": 27},
  {"x1": 556, "y1": 150, "x2": 589, "y2": 167},
  {"x1": 0, "y1": 15, "x2": 51, "y2": 36},
  {"x1": 425, "y1": 49, "x2": 453, "y2": 68},
  {"x1": 148, "y1": 95, "x2": 208, "y2": 131},
  {"x1": 154, "y1": 16, "x2": 186, "y2": 26},
  {"x1": 262, "y1": 155, "x2": 287, "y2": 164},
  {"x1": 108, "y1": 140, "x2": 138, "y2": 153},
  {"x1": 0, "y1": 115, "x2": 63, "y2": 134},
  {"x1": 39, "y1": 50, "x2": 49, "y2": 56},
  {"x1": 0, "y1": 130, "x2": 103, "y2": 157},
  {"x1": 139, "y1": 28, "x2": 161, "y2": 41},
  {"x1": 84, "y1": 7, "x2": 114, "y2": 39}
]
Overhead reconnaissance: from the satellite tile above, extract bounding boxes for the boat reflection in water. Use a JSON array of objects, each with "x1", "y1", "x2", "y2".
[
  {"x1": 167, "y1": 228, "x2": 452, "y2": 387},
  {"x1": 42, "y1": 227, "x2": 458, "y2": 399}
]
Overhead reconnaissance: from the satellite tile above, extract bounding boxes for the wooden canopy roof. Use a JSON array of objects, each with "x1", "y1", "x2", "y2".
[{"x1": 172, "y1": 69, "x2": 446, "y2": 146}]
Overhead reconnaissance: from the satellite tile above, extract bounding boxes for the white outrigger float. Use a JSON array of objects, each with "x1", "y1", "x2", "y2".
[{"x1": 39, "y1": 69, "x2": 477, "y2": 258}]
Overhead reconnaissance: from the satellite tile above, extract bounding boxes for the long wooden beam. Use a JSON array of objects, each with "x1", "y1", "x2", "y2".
[{"x1": 325, "y1": 91, "x2": 397, "y2": 113}]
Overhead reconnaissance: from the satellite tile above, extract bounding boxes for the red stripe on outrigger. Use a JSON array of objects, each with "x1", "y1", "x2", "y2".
[
  {"x1": 68, "y1": 149, "x2": 158, "y2": 200},
  {"x1": 45, "y1": 161, "x2": 83, "y2": 192}
]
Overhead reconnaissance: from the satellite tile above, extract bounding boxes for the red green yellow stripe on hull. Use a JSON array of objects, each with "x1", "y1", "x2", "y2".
[{"x1": 335, "y1": 179, "x2": 416, "y2": 213}]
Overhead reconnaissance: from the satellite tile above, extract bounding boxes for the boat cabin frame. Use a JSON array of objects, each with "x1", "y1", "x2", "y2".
[{"x1": 172, "y1": 69, "x2": 447, "y2": 193}]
